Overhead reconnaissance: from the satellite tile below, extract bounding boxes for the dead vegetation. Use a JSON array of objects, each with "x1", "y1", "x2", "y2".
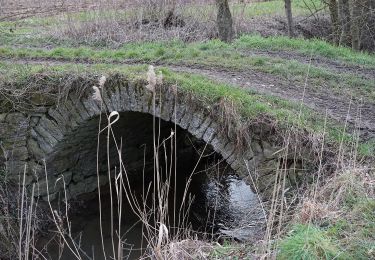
[{"x1": 1, "y1": 0, "x2": 375, "y2": 51}]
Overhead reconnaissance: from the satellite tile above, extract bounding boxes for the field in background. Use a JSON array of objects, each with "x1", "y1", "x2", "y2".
[{"x1": 1, "y1": 0, "x2": 328, "y2": 47}]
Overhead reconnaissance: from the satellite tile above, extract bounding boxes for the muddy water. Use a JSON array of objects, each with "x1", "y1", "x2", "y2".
[{"x1": 39, "y1": 173, "x2": 259, "y2": 259}]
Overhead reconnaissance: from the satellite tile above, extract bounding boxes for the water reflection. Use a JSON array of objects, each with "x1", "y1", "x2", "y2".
[{"x1": 192, "y1": 174, "x2": 264, "y2": 241}]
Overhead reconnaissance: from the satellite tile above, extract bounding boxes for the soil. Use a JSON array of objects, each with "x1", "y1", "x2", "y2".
[
  {"x1": 169, "y1": 63, "x2": 375, "y2": 141},
  {"x1": 2, "y1": 54, "x2": 375, "y2": 141}
]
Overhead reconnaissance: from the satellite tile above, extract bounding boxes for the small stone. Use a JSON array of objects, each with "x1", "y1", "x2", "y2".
[{"x1": 0, "y1": 114, "x2": 7, "y2": 122}]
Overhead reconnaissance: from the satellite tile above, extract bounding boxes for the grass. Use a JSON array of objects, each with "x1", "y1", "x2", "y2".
[
  {"x1": 1, "y1": 39, "x2": 374, "y2": 103},
  {"x1": 346, "y1": 199, "x2": 375, "y2": 259},
  {"x1": 209, "y1": 241, "x2": 248, "y2": 259},
  {"x1": 278, "y1": 224, "x2": 346, "y2": 260},
  {"x1": 284, "y1": 163, "x2": 375, "y2": 260},
  {"x1": 325, "y1": 198, "x2": 375, "y2": 260},
  {"x1": 234, "y1": 34, "x2": 375, "y2": 66},
  {"x1": 2, "y1": 28, "x2": 375, "y2": 67},
  {"x1": 231, "y1": 0, "x2": 324, "y2": 18}
]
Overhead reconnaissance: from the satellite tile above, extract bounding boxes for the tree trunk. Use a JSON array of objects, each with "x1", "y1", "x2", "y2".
[
  {"x1": 216, "y1": 0, "x2": 234, "y2": 42},
  {"x1": 284, "y1": 0, "x2": 294, "y2": 37},
  {"x1": 328, "y1": 0, "x2": 340, "y2": 44},
  {"x1": 350, "y1": 0, "x2": 363, "y2": 50},
  {"x1": 338, "y1": 0, "x2": 351, "y2": 46}
]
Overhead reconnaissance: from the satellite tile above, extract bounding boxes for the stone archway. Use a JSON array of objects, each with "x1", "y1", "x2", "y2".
[
  {"x1": 0, "y1": 74, "x2": 294, "y2": 204},
  {"x1": 23, "y1": 77, "x2": 260, "y2": 198},
  {"x1": 0, "y1": 74, "x2": 316, "y2": 245}
]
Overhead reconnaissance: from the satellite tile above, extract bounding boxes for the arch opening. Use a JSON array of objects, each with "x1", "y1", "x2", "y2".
[{"x1": 37, "y1": 111, "x2": 263, "y2": 259}]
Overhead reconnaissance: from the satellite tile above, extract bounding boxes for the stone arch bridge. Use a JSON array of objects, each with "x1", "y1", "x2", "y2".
[{"x1": 0, "y1": 75, "x2": 300, "y2": 204}]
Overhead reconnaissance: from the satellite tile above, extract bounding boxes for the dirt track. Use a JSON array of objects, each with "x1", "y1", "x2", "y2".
[{"x1": 2, "y1": 56, "x2": 375, "y2": 140}]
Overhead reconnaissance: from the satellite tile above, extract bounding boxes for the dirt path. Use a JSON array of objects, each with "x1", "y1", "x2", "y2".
[
  {"x1": 3, "y1": 57, "x2": 375, "y2": 140},
  {"x1": 170, "y1": 64, "x2": 375, "y2": 141}
]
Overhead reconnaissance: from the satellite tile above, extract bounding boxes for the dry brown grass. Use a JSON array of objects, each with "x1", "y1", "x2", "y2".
[
  {"x1": 155, "y1": 239, "x2": 213, "y2": 259},
  {"x1": 0, "y1": 0, "x2": 101, "y2": 21},
  {"x1": 47, "y1": 0, "x2": 218, "y2": 46}
]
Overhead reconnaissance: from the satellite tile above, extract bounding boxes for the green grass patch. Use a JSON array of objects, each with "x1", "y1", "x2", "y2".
[
  {"x1": 326, "y1": 199, "x2": 375, "y2": 260},
  {"x1": 278, "y1": 224, "x2": 346, "y2": 260},
  {"x1": 231, "y1": 0, "x2": 324, "y2": 18},
  {"x1": 234, "y1": 34, "x2": 375, "y2": 67},
  {"x1": 358, "y1": 138, "x2": 375, "y2": 157}
]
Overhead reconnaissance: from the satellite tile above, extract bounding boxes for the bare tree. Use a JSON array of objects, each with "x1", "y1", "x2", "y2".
[
  {"x1": 328, "y1": 0, "x2": 371, "y2": 49},
  {"x1": 350, "y1": 0, "x2": 364, "y2": 50},
  {"x1": 216, "y1": 0, "x2": 234, "y2": 42},
  {"x1": 338, "y1": 0, "x2": 352, "y2": 46},
  {"x1": 327, "y1": 0, "x2": 340, "y2": 44},
  {"x1": 284, "y1": 0, "x2": 295, "y2": 37}
]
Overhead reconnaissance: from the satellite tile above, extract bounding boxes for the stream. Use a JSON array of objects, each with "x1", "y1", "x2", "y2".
[{"x1": 38, "y1": 171, "x2": 262, "y2": 259}]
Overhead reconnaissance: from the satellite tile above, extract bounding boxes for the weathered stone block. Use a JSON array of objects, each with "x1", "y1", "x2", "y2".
[
  {"x1": 230, "y1": 158, "x2": 243, "y2": 171},
  {"x1": 174, "y1": 102, "x2": 187, "y2": 126},
  {"x1": 262, "y1": 140, "x2": 278, "y2": 159},
  {"x1": 108, "y1": 84, "x2": 121, "y2": 111},
  {"x1": 30, "y1": 129, "x2": 53, "y2": 154},
  {"x1": 118, "y1": 82, "x2": 131, "y2": 112},
  {"x1": 34, "y1": 124, "x2": 59, "y2": 148},
  {"x1": 27, "y1": 138, "x2": 45, "y2": 160},
  {"x1": 0, "y1": 114, "x2": 7, "y2": 122},
  {"x1": 188, "y1": 111, "x2": 205, "y2": 134},
  {"x1": 101, "y1": 86, "x2": 115, "y2": 112},
  {"x1": 81, "y1": 96, "x2": 102, "y2": 118},
  {"x1": 132, "y1": 85, "x2": 145, "y2": 113},
  {"x1": 127, "y1": 83, "x2": 138, "y2": 111},
  {"x1": 55, "y1": 104, "x2": 79, "y2": 129},
  {"x1": 202, "y1": 123, "x2": 218, "y2": 144},
  {"x1": 69, "y1": 95, "x2": 91, "y2": 121},
  {"x1": 39, "y1": 117, "x2": 64, "y2": 142},
  {"x1": 179, "y1": 107, "x2": 195, "y2": 130},
  {"x1": 221, "y1": 141, "x2": 235, "y2": 160},
  {"x1": 251, "y1": 140, "x2": 262, "y2": 154},
  {"x1": 194, "y1": 117, "x2": 212, "y2": 140},
  {"x1": 48, "y1": 108, "x2": 73, "y2": 133}
]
